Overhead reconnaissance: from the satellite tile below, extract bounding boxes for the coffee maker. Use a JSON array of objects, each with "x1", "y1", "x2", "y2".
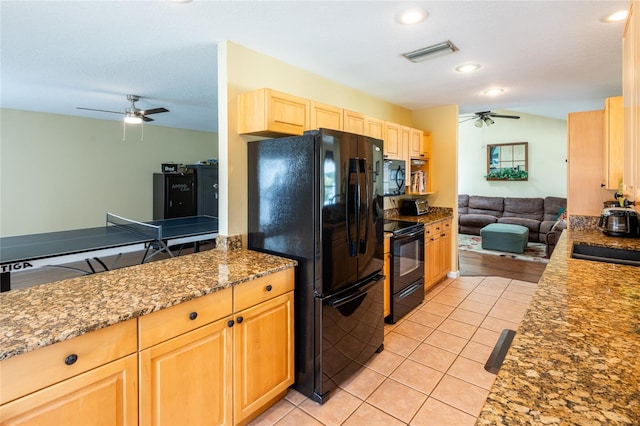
[{"x1": 598, "y1": 207, "x2": 640, "y2": 237}]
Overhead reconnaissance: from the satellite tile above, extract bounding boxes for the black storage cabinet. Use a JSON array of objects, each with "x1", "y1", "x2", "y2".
[
  {"x1": 153, "y1": 173, "x2": 197, "y2": 220},
  {"x1": 187, "y1": 164, "x2": 219, "y2": 218}
]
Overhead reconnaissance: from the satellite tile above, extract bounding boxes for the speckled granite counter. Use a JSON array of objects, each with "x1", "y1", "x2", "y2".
[
  {"x1": 0, "y1": 249, "x2": 296, "y2": 361},
  {"x1": 477, "y1": 229, "x2": 640, "y2": 425},
  {"x1": 386, "y1": 206, "x2": 454, "y2": 224}
]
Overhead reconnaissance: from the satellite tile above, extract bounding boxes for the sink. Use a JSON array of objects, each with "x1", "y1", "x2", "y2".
[{"x1": 571, "y1": 243, "x2": 640, "y2": 267}]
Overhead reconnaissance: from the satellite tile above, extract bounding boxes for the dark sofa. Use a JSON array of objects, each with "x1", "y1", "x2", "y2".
[{"x1": 458, "y1": 194, "x2": 567, "y2": 243}]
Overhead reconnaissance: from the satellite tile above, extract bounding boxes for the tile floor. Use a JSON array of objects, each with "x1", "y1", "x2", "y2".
[{"x1": 249, "y1": 275, "x2": 538, "y2": 426}]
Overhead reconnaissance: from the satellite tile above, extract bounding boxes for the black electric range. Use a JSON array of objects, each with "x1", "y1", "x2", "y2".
[{"x1": 384, "y1": 219, "x2": 424, "y2": 236}]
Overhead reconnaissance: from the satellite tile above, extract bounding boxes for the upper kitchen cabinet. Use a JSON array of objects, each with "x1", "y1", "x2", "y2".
[
  {"x1": 408, "y1": 128, "x2": 425, "y2": 159},
  {"x1": 343, "y1": 110, "x2": 384, "y2": 139},
  {"x1": 238, "y1": 88, "x2": 309, "y2": 137},
  {"x1": 567, "y1": 110, "x2": 610, "y2": 216},
  {"x1": 382, "y1": 121, "x2": 407, "y2": 161},
  {"x1": 309, "y1": 101, "x2": 343, "y2": 131},
  {"x1": 602, "y1": 96, "x2": 624, "y2": 190},
  {"x1": 623, "y1": 1, "x2": 639, "y2": 204}
]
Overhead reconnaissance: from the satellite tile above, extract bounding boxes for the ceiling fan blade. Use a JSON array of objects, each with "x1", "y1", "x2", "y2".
[
  {"x1": 141, "y1": 115, "x2": 154, "y2": 122},
  {"x1": 76, "y1": 107, "x2": 123, "y2": 115},
  {"x1": 140, "y1": 107, "x2": 169, "y2": 115},
  {"x1": 489, "y1": 114, "x2": 520, "y2": 119},
  {"x1": 458, "y1": 116, "x2": 477, "y2": 123}
]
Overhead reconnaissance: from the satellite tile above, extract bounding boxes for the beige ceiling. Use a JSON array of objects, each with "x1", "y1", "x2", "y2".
[{"x1": 0, "y1": 0, "x2": 630, "y2": 132}]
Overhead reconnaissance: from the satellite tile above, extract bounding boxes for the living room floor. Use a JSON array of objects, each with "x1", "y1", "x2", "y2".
[{"x1": 249, "y1": 275, "x2": 537, "y2": 426}]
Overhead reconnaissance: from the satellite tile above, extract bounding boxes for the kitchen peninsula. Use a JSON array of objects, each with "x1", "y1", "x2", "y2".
[
  {"x1": 0, "y1": 248, "x2": 296, "y2": 425},
  {"x1": 477, "y1": 229, "x2": 640, "y2": 424}
]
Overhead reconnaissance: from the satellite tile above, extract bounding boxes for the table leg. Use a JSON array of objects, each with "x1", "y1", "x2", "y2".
[{"x1": 1, "y1": 272, "x2": 10, "y2": 292}]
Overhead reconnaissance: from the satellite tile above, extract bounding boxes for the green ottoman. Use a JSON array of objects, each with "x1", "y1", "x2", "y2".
[{"x1": 480, "y1": 223, "x2": 529, "y2": 254}]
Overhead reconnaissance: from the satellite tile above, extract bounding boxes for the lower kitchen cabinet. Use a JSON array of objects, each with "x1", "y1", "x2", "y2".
[
  {"x1": 233, "y1": 291, "x2": 294, "y2": 425},
  {"x1": 139, "y1": 317, "x2": 233, "y2": 426},
  {"x1": 424, "y1": 219, "x2": 452, "y2": 290},
  {"x1": 0, "y1": 320, "x2": 138, "y2": 425}
]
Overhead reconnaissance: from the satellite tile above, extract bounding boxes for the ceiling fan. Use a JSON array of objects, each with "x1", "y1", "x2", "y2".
[
  {"x1": 77, "y1": 94, "x2": 169, "y2": 124},
  {"x1": 459, "y1": 111, "x2": 520, "y2": 127}
]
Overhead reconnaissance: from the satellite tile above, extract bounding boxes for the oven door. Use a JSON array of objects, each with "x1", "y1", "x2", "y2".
[{"x1": 391, "y1": 227, "x2": 425, "y2": 294}]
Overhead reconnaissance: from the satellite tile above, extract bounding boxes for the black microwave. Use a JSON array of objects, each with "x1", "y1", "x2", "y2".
[{"x1": 383, "y1": 159, "x2": 406, "y2": 196}]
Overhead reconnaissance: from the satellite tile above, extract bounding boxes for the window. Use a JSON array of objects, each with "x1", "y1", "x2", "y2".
[{"x1": 486, "y1": 142, "x2": 528, "y2": 180}]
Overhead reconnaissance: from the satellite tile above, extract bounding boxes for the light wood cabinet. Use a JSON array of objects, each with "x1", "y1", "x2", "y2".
[
  {"x1": 233, "y1": 268, "x2": 295, "y2": 425},
  {"x1": 0, "y1": 319, "x2": 138, "y2": 424},
  {"x1": 424, "y1": 219, "x2": 451, "y2": 290},
  {"x1": 603, "y1": 96, "x2": 624, "y2": 190},
  {"x1": 139, "y1": 288, "x2": 234, "y2": 426},
  {"x1": 382, "y1": 121, "x2": 404, "y2": 160},
  {"x1": 310, "y1": 101, "x2": 342, "y2": 131},
  {"x1": 343, "y1": 110, "x2": 384, "y2": 139},
  {"x1": 343, "y1": 109, "x2": 365, "y2": 135},
  {"x1": 567, "y1": 110, "x2": 611, "y2": 216},
  {"x1": 408, "y1": 128, "x2": 425, "y2": 159},
  {"x1": 238, "y1": 88, "x2": 309, "y2": 137},
  {"x1": 233, "y1": 291, "x2": 294, "y2": 425},
  {"x1": 365, "y1": 116, "x2": 384, "y2": 140},
  {"x1": 383, "y1": 235, "x2": 391, "y2": 318}
]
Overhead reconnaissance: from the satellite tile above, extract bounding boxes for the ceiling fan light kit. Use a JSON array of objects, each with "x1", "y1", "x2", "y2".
[
  {"x1": 403, "y1": 40, "x2": 459, "y2": 63},
  {"x1": 77, "y1": 94, "x2": 169, "y2": 125}
]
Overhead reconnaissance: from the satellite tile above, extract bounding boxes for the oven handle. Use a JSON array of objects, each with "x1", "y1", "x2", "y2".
[
  {"x1": 397, "y1": 282, "x2": 423, "y2": 300},
  {"x1": 394, "y1": 229, "x2": 424, "y2": 240}
]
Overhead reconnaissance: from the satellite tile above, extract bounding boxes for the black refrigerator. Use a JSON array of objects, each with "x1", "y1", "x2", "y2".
[{"x1": 248, "y1": 129, "x2": 385, "y2": 404}]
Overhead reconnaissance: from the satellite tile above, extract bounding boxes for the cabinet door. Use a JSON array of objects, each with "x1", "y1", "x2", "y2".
[
  {"x1": 343, "y1": 110, "x2": 365, "y2": 135},
  {"x1": 0, "y1": 354, "x2": 138, "y2": 426},
  {"x1": 409, "y1": 128, "x2": 424, "y2": 158},
  {"x1": 383, "y1": 122, "x2": 402, "y2": 159},
  {"x1": 365, "y1": 116, "x2": 384, "y2": 139},
  {"x1": 238, "y1": 88, "x2": 308, "y2": 136},
  {"x1": 234, "y1": 291, "x2": 294, "y2": 425},
  {"x1": 139, "y1": 318, "x2": 233, "y2": 426},
  {"x1": 422, "y1": 131, "x2": 432, "y2": 158},
  {"x1": 567, "y1": 110, "x2": 610, "y2": 216},
  {"x1": 603, "y1": 96, "x2": 624, "y2": 190},
  {"x1": 310, "y1": 101, "x2": 343, "y2": 131}
]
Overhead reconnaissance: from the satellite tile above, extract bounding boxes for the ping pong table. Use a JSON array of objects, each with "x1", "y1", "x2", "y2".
[{"x1": 0, "y1": 213, "x2": 219, "y2": 292}]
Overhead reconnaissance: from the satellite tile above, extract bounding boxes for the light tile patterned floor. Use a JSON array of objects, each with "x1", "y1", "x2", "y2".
[{"x1": 250, "y1": 276, "x2": 537, "y2": 426}]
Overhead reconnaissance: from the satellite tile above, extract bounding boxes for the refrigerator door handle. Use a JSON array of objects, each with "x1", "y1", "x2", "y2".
[
  {"x1": 359, "y1": 158, "x2": 369, "y2": 254},
  {"x1": 346, "y1": 158, "x2": 358, "y2": 257},
  {"x1": 328, "y1": 274, "x2": 384, "y2": 307}
]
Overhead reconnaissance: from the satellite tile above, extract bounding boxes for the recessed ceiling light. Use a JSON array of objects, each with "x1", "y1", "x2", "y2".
[
  {"x1": 601, "y1": 10, "x2": 628, "y2": 22},
  {"x1": 456, "y1": 64, "x2": 480, "y2": 73},
  {"x1": 397, "y1": 8, "x2": 429, "y2": 25},
  {"x1": 483, "y1": 88, "x2": 504, "y2": 96}
]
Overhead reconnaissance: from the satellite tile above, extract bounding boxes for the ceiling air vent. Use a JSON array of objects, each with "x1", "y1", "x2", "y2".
[{"x1": 402, "y1": 40, "x2": 459, "y2": 63}]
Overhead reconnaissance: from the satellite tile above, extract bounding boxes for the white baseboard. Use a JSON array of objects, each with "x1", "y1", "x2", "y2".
[{"x1": 447, "y1": 270, "x2": 460, "y2": 278}]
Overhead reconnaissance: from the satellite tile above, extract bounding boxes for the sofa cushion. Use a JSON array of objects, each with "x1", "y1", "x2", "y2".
[
  {"x1": 458, "y1": 194, "x2": 469, "y2": 214},
  {"x1": 543, "y1": 197, "x2": 568, "y2": 221},
  {"x1": 459, "y1": 214, "x2": 498, "y2": 227},
  {"x1": 502, "y1": 197, "x2": 544, "y2": 221},
  {"x1": 468, "y1": 196, "x2": 503, "y2": 217}
]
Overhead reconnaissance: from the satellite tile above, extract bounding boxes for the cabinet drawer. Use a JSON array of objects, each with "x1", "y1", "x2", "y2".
[
  {"x1": 234, "y1": 268, "x2": 294, "y2": 312},
  {"x1": 0, "y1": 319, "x2": 137, "y2": 405},
  {"x1": 139, "y1": 287, "x2": 233, "y2": 350}
]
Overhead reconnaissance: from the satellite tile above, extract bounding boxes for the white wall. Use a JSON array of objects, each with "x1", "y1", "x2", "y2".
[
  {"x1": 458, "y1": 110, "x2": 567, "y2": 198},
  {"x1": 0, "y1": 109, "x2": 218, "y2": 236}
]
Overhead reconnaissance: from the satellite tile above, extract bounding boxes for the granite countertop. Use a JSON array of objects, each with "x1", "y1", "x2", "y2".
[
  {"x1": 386, "y1": 207, "x2": 454, "y2": 224},
  {"x1": 478, "y1": 229, "x2": 640, "y2": 425},
  {"x1": 0, "y1": 249, "x2": 296, "y2": 361}
]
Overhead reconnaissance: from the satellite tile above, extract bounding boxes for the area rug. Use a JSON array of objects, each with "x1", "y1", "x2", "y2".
[{"x1": 458, "y1": 233, "x2": 549, "y2": 263}]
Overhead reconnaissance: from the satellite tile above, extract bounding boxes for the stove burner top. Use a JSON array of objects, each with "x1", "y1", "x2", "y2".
[{"x1": 384, "y1": 219, "x2": 423, "y2": 235}]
